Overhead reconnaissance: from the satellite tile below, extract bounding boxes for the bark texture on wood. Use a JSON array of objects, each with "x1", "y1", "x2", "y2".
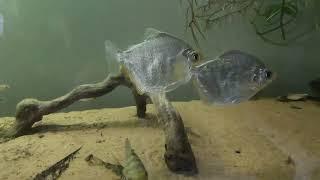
[
  {"x1": 163, "y1": 109, "x2": 198, "y2": 175},
  {"x1": 131, "y1": 88, "x2": 148, "y2": 118},
  {"x1": 151, "y1": 94, "x2": 198, "y2": 175}
]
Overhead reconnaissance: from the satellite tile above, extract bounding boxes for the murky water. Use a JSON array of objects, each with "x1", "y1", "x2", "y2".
[
  {"x1": 0, "y1": 0, "x2": 319, "y2": 117},
  {"x1": 0, "y1": 1, "x2": 320, "y2": 179}
]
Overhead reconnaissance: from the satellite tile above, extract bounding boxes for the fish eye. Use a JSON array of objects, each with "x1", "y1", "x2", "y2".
[
  {"x1": 182, "y1": 49, "x2": 200, "y2": 63},
  {"x1": 191, "y1": 52, "x2": 199, "y2": 62},
  {"x1": 193, "y1": 53, "x2": 198, "y2": 60},
  {"x1": 265, "y1": 70, "x2": 272, "y2": 79}
]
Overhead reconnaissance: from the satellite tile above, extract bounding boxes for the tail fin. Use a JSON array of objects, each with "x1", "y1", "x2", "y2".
[{"x1": 104, "y1": 40, "x2": 121, "y2": 75}]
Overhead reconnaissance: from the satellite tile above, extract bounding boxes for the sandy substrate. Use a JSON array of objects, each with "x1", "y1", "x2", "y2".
[{"x1": 0, "y1": 99, "x2": 320, "y2": 180}]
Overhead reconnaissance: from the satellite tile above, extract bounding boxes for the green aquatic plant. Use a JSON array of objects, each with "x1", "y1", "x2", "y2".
[{"x1": 182, "y1": 0, "x2": 319, "y2": 46}]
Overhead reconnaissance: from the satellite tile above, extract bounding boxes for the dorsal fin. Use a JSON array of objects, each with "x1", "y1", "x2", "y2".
[
  {"x1": 104, "y1": 40, "x2": 122, "y2": 75},
  {"x1": 143, "y1": 28, "x2": 174, "y2": 41},
  {"x1": 144, "y1": 28, "x2": 164, "y2": 40}
]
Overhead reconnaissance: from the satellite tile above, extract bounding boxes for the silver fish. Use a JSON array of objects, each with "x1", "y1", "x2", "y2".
[
  {"x1": 0, "y1": 84, "x2": 10, "y2": 92},
  {"x1": 105, "y1": 28, "x2": 200, "y2": 95},
  {"x1": 193, "y1": 50, "x2": 274, "y2": 105},
  {"x1": 105, "y1": 28, "x2": 273, "y2": 105},
  {"x1": 0, "y1": 84, "x2": 10, "y2": 103}
]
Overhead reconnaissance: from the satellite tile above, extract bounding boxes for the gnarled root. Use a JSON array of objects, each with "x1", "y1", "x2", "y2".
[
  {"x1": 1, "y1": 73, "x2": 197, "y2": 175},
  {"x1": 2, "y1": 73, "x2": 147, "y2": 138}
]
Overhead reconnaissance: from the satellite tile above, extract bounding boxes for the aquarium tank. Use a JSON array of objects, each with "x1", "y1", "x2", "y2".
[{"x1": 0, "y1": 0, "x2": 320, "y2": 180}]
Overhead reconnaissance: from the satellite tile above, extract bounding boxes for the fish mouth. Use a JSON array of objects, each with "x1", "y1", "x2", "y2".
[
  {"x1": 250, "y1": 71, "x2": 276, "y2": 92},
  {"x1": 257, "y1": 71, "x2": 276, "y2": 91}
]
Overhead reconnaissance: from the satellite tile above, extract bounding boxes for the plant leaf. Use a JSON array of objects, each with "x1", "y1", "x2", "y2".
[
  {"x1": 283, "y1": 4, "x2": 298, "y2": 18},
  {"x1": 263, "y1": 4, "x2": 282, "y2": 22},
  {"x1": 263, "y1": 4, "x2": 282, "y2": 17}
]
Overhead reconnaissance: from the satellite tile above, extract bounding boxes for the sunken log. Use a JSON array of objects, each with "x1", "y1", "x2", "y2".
[{"x1": 1, "y1": 72, "x2": 198, "y2": 175}]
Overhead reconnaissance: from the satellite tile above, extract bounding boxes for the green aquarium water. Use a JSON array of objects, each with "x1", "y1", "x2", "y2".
[
  {"x1": 1, "y1": 1, "x2": 320, "y2": 180},
  {"x1": 0, "y1": 0, "x2": 319, "y2": 117}
]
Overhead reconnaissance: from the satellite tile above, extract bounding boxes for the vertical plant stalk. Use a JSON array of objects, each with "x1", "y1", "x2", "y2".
[{"x1": 280, "y1": 0, "x2": 286, "y2": 40}]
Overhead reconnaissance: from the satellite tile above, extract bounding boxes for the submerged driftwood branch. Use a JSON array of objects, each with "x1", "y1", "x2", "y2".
[
  {"x1": 1, "y1": 72, "x2": 197, "y2": 174},
  {"x1": 3, "y1": 74, "x2": 144, "y2": 137}
]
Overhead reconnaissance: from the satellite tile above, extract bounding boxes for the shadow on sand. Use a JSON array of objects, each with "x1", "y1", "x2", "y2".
[{"x1": 31, "y1": 113, "x2": 160, "y2": 134}]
